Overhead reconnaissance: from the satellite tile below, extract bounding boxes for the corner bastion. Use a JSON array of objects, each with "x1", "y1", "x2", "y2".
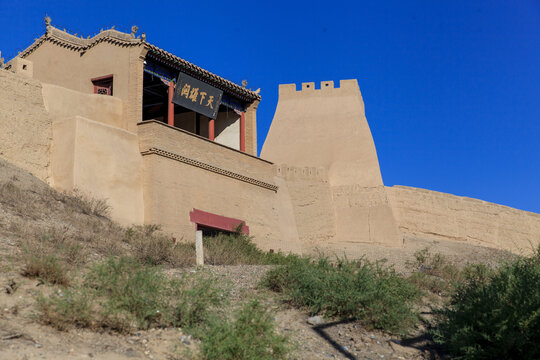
[
  {"x1": 263, "y1": 80, "x2": 402, "y2": 248},
  {"x1": 263, "y1": 79, "x2": 540, "y2": 254}
]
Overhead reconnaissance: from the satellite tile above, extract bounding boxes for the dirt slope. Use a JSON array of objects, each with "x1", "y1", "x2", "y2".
[{"x1": 0, "y1": 158, "x2": 514, "y2": 359}]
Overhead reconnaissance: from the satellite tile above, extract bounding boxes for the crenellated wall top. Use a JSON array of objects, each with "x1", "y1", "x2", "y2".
[{"x1": 278, "y1": 79, "x2": 360, "y2": 98}]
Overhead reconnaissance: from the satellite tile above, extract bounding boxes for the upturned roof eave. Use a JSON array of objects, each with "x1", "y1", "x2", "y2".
[
  {"x1": 15, "y1": 25, "x2": 261, "y2": 103},
  {"x1": 143, "y1": 43, "x2": 260, "y2": 103}
]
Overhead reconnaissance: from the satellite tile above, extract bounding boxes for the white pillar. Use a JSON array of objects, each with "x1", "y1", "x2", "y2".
[{"x1": 195, "y1": 230, "x2": 204, "y2": 266}]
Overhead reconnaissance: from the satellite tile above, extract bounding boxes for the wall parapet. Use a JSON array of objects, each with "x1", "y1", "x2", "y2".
[
  {"x1": 278, "y1": 79, "x2": 360, "y2": 98},
  {"x1": 138, "y1": 120, "x2": 277, "y2": 192},
  {"x1": 142, "y1": 147, "x2": 277, "y2": 191}
]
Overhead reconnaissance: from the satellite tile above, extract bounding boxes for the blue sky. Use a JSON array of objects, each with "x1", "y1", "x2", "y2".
[{"x1": 1, "y1": 1, "x2": 539, "y2": 213}]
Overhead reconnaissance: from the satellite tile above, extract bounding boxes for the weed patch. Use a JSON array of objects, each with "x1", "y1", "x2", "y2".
[
  {"x1": 69, "y1": 189, "x2": 110, "y2": 218},
  {"x1": 204, "y1": 233, "x2": 296, "y2": 266},
  {"x1": 22, "y1": 252, "x2": 70, "y2": 286},
  {"x1": 124, "y1": 225, "x2": 195, "y2": 266},
  {"x1": 262, "y1": 257, "x2": 421, "y2": 335},
  {"x1": 406, "y1": 248, "x2": 463, "y2": 296},
  {"x1": 199, "y1": 300, "x2": 289, "y2": 360},
  {"x1": 37, "y1": 257, "x2": 227, "y2": 333},
  {"x1": 0, "y1": 181, "x2": 40, "y2": 218}
]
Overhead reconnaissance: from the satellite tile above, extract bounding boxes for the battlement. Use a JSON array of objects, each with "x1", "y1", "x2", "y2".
[
  {"x1": 275, "y1": 164, "x2": 327, "y2": 181},
  {"x1": 278, "y1": 79, "x2": 360, "y2": 97}
]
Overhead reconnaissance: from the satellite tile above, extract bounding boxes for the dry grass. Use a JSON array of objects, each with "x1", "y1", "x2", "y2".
[
  {"x1": 1, "y1": 163, "x2": 287, "y2": 277},
  {"x1": 0, "y1": 181, "x2": 41, "y2": 219},
  {"x1": 124, "y1": 225, "x2": 195, "y2": 266},
  {"x1": 68, "y1": 189, "x2": 111, "y2": 218},
  {"x1": 21, "y1": 249, "x2": 70, "y2": 286},
  {"x1": 203, "y1": 233, "x2": 294, "y2": 266}
]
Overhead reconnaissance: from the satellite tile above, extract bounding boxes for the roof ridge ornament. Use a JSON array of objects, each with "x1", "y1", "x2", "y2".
[
  {"x1": 131, "y1": 25, "x2": 138, "y2": 38},
  {"x1": 44, "y1": 16, "x2": 52, "y2": 33}
]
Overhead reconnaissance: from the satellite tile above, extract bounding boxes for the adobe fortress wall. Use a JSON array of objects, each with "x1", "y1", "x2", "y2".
[
  {"x1": 0, "y1": 68, "x2": 144, "y2": 225},
  {"x1": 0, "y1": 69, "x2": 52, "y2": 182},
  {"x1": 263, "y1": 80, "x2": 402, "y2": 249},
  {"x1": 273, "y1": 165, "x2": 336, "y2": 254},
  {"x1": 138, "y1": 120, "x2": 281, "y2": 249},
  {"x1": 387, "y1": 185, "x2": 540, "y2": 254}
]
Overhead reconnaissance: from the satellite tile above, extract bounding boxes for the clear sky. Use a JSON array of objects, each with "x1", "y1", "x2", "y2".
[{"x1": 1, "y1": 1, "x2": 539, "y2": 213}]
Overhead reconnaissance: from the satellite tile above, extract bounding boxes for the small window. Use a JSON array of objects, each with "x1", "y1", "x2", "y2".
[{"x1": 91, "y1": 75, "x2": 113, "y2": 96}]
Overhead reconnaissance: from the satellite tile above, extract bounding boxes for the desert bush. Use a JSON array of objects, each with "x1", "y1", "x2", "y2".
[
  {"x1": 124, "y1": 226, "x2": 295, "y2": 267},
  {"x1": 37, "y1": 288, "x2": 93, "y2": 330},
  {"x1": 172, "y1": 272, "x2": 225, "y2": 330},
  {"x1": 433, "y1": 247, "x2": 540, "y2": 359},
  {"x1": 69, "y1": 189, "x2": 110, "y2": 218},
  {"x1": 204, "y1": 233, "x2": 296, "y2": 266},
  {"x1": 124, "y1": 225, "x2": 195, "y2": 266},
  {"x1": 84, "y1": 257, "x2": 173, "y2": 329},
  {"x1": 19, "y1": 227, "x2": 86, "y2": 283},
  {"x1": 200, "y1": 300, "x2": 289, "y2": 360},
  {"x1": 262, "y1": 256, "x2": 421, "y2": 335},
  {"x1": 37, "y1": 257, "x2": 226, "y2": 333},
  {"x1": 21, "y1": 247, "x2": 70, "y2": 286},
  {"x1": 406, "y1": 248, "x2": 464, "y2": 296},
  {"x1": 38, "y1": 227, "x2": 86, "y2": 265}
]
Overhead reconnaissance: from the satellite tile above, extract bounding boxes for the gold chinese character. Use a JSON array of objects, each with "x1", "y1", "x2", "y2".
[
  {"x1": 189, "y1": 87, "x2": 199, "y2": 102},
  {"x1": 180, "y1": 84, "x2": 191, "y2": 98},
  {"x1": 206, "y1": 95, "x2": 214, "y2": 109},
  {"x1": 199, "y1": 91, "x2": 207, "y2": 105}
]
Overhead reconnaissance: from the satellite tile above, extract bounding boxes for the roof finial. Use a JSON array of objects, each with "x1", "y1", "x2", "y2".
[
  {"x1": 242, "y1": 80, "x2": 248, "y2": 88},
  {"x1": 44, "y1": 16, "x2": 52, "y2": 33},
  {"x1": 0, "y1": 51, "x2": 4, "y2": 68},
  {"x1": 131, "y1": 25, "x2": 138, "y2": 38},
  {"x1": 141, "y1": 32, "x2": 146, "y2": 42}
]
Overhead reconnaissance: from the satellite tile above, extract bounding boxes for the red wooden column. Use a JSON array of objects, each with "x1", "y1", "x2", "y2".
[
  {"x1": 167, "y1": 81, "x2": 174, "y2": 126},
  {"x1": 209, "y1": 118, "x2": 215, "y2": 141},
  {"x1": 240, "y1": 111, "x2": 246, "y2": 152}
]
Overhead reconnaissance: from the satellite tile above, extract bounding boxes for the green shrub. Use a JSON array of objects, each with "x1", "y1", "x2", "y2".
[
  {"x1": 37, "y1": 257, "x2": 226, "y2": 333},
  {"x1": 406, "y1": 248, "x2": 464, "y2": 296},
  {"x1": 200, "y1": 300, "x2": 289, "y2": 360},
  {"x1": 172, "y1": 273, "x2": 225, "y2": 330},
  {"x1": 433, "y1": 248, "x2": 540, "y2": 359},
  {"x1": 203, "y1": 233, "x2": 297, "y2": 266},
  {"x1": 85, "y1": 257, "x2": 172, "y2": 329},
  {"x1": 37, "y1": 288, "x2": 94, "y2": 330},
  {"x1": 262, "y1": 256, "x2": 421, "y2": 335}
]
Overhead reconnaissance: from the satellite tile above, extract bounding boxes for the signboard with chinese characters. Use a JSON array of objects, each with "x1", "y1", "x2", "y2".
[{"x1": 172, "y1": 72, "x2": 223, "y2": 119}]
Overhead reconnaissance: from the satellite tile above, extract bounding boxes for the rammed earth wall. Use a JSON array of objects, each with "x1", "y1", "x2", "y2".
[
  {"x1": 0, "y1": 70, "x2": 52, "y2": 181},
  {"x1": 387, "y1": 185, "x2": 540, "y2": 254},
  {"x1": 138, "y1": 120, "x2": 280, "y2": 248}
]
